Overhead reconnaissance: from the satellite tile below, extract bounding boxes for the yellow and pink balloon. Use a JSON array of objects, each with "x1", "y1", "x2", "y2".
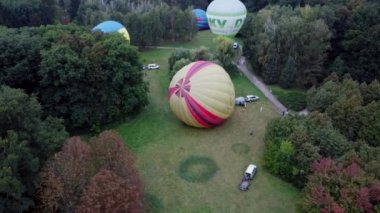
[{"x1": 168, "y1": 61, "x2": 235, "y2": 128}]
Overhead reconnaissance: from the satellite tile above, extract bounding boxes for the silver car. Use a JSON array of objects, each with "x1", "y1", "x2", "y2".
[
  {"x1": 147, "y1": 64, "x2": 160, "y2": 70},
  {"x1": 245, "y1": 95, "x2": 259, "y2": 102}
]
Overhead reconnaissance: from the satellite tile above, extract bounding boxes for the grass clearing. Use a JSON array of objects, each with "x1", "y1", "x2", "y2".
[
  {"x1": 232, "y1": 143, "x2": 250, "y2": 154},
  {"x1": 114, "y1": 31, "x2": 299, "y2": 212},
  {"x1": 269, "y1": 85, "x2": 307, "y2": 111},
  {"x1": 178, "y1": 156, "x2": 218, "y2": 183},
  {"x1": 161, "y1": 30, "x2": 217, "y2": 49}
]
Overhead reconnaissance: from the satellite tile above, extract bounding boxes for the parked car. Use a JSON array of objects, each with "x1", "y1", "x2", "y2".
[
  {"x1": 239, "y1": 164, "x2": 258, "y2": 191},
  {"x1": 245, "y1": 95, "x2": 259, "y2": 102},
  {"x1": 233, "y1": 42, "x2": 239, "y2": 49},
  {"x1": 235, "y1": 97, "x2": 246, "y2": 107},
  {"x1": 240, "y1": 178, "x2": 250, "y2": 191},
  {"x1": 147, "y1": 63, "x2": 160, "y2": 70}
]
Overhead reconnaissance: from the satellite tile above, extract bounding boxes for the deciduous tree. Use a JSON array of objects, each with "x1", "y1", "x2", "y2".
[
  {"x1": 0, "y1": 85, "x2": 67, "y2": 212},
  {"x1": 76, "y1": 169, "x2": 142, "y2": 213},
  {"x1": 241, "y1": 5, "x2": 331, "y2": 88},
  {"x1": 301, "y1": 158, "x2": 378, "y2": 212},
  {"x1": 36, "y1": 137, "x2": 90, "y2": 212},
  {"x1": 89, "y1": 131, "x2": 144, "y2": 211},
  {"x1": 37, "y1": 131, "x2": 144, "y2": 212}
]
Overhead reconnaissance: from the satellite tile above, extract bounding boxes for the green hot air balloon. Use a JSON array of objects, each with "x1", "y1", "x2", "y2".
[{"x1": 206, "y1": 0, "x2": 247, "y2": 37}]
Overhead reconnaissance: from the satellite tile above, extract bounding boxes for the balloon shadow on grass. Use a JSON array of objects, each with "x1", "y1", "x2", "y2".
[
  {"x1": 232, "y1": 143, "x2": 250, "y2": 154},
  {"x1": 144, "y1": 193, "x2": 163, "y2": 213},
  {"x1": 178, "y1": 156, "x2": 218, "y2": 183}
]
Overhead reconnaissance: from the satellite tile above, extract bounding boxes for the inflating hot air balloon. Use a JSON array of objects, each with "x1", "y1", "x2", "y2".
[
  {"x1": 92, "y1": 20, "x2": 130, "y2": 42},
  {"x1": 168, "y1": 61, "x2": 235, "y2": 128},
  {"x1": 192, "y1": 9, "x2": 209, "y2": 30},
  {"x1": 206, "y1": 0, "x2": 247, "y2": 37}
]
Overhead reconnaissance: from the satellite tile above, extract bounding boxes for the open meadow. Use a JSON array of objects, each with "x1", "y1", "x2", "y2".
[{"x1": 115, "y1": 31, "x2": 299, "y2": 212}]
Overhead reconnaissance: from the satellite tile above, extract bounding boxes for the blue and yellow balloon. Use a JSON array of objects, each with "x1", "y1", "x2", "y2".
[{"x1": 92, "y1": 20, "x2": 130, "y2": 42}]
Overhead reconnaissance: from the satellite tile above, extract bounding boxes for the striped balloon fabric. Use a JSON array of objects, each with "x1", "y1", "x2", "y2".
[{"x1": 168, "y1": 61, "x2": 235, "y2": 128}]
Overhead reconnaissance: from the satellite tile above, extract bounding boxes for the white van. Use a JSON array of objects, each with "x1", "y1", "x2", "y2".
[{"x1": 244, "y1": 164, "x2": 257, "y2": 180}]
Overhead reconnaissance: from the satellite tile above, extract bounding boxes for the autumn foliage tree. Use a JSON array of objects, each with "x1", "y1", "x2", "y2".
[
  {"x1": 36, "y1": 137, "x2": 91, "y2": 212},
  {"x1": 301, "y1": 158, "x2": 380, "y2": 212},
  {"x1": 76, "y1": 169, "x2": 139, "y2": 213},
  {"x1": 36, "y1": 131, "x2": 144, "y2": 212},
  {"x1": 87, "y1": 131, "x2": 144, "y2": 212}
]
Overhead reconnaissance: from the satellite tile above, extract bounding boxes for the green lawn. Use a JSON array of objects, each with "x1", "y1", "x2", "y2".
[
  {"x1": 161, "y1": 30, "x2": 218, "y2": 50},
  {"x1": 115, "y1": 31, "x2": 300, "y2": 212},
  {"x1": 268, "y1": 85, "x2": 307, "y2": 111}
]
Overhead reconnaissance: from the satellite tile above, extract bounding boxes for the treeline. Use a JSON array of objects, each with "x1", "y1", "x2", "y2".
[
  {"x1": 0, "y1": 25, "x2": 148, "y2": 211},
  {"x1": 240, "y1": 0, "x2": 380, "y2": 88},
  {"x1": 0, "y1": 25, "x2": 148, "y2": 130},
  {"x1": 167, "y1": 37, "x2": 238, "y2": 78},
  {"x1": 76, "y1": 1, "x2": 198, "y2": 46},
  {"x1": 264, "y1": 74, "x2": 380, "y2": 211},
  {"x1": 241, "y1": 0, "x2": 380, "y2": 12},
  {"x1": 0, "y1": 0, "x2": 56, "y2": 27},
  {"x1": 0, "y1": 0, "x2": 199, "y2": 47}
]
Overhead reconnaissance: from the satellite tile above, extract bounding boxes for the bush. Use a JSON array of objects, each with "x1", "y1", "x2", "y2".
[{"x1": 169, "y1": 58, "x2": 191, "y2": 80}]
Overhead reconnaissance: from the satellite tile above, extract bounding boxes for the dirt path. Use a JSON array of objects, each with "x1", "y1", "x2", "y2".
[{"x1": 236, "y1": 57, "x2": 287, "y2": 115}]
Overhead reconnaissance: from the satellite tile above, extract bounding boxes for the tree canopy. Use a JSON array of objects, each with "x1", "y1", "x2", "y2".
[
  {"x1": 36, "y1": 131, "x2": 144, "y2": 212},
  {"x1": 0, "y1": 85, "x2": 67, "y2": 212},
  {"x1": 241, "y1": 5, "x2": 331, "y2": 88},
  {"x1": 264, "y1": 75, "x2": 380, "y2": 211},
  {"x1": 0, "y1": 25, "x2": 148, "y2": 130}
]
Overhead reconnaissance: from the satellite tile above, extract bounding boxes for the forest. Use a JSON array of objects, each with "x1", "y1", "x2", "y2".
[{"x1": 0, "y1": 0, "x2": 379, "y2": 212}]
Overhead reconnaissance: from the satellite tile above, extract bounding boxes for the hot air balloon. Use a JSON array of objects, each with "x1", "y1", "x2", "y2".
[
  {"x1": 206, "y1": 0, "x2": 247, "y2": 37},
  {"x1": 168, "y1": 61, "x2": 235, "y2": 128},
  {"x1": 192, "y1": 9, "x2": 209, "y2": 30},
  {"x1": 92, "y1": 20, "x2": 130, "y2": 42}
]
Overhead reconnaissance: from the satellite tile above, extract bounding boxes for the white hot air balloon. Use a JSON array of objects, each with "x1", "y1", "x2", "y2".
[{"x1": 206, "y1": 0, "x2": 247, "y2": 37}]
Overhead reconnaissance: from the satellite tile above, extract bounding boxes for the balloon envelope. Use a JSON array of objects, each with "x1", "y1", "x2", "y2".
[
  {"x1": 193, "y1": 9, "x2": 209, "y2": 30},
  {"x1": 92, "y1": 20, "x2": 130, "y2": 42},
  {"x1": 206, "y1": 0, "x2": 247, "y2": 37},
  {"x1": 168, "y1": 61, "x2": 235, "y2": 128}
]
